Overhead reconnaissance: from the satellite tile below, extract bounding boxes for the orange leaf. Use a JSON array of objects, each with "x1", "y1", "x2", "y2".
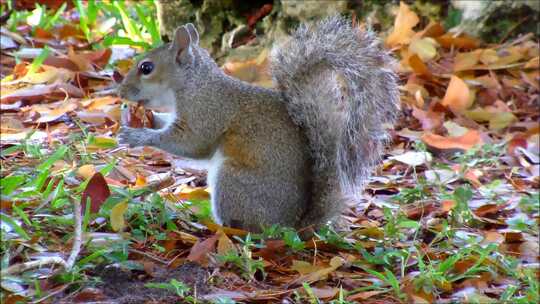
[
  {"x1": 385, "y1": 2, "x2": 419, "y2": 47},
  {"x1": 421, "y1": 130, "x2": 482, "y2": 151},
  {"x1": 441, "y1": 75, "x2": 471, "y2": 113},
  {"x1": 409, "y1": 54, "x2": 431, "y2": 76},
  {"x1": 436, "y1": 33, "x2": 479, "y2": 49},
  {"x1": 473, "y1": 203, "x2": 506, "y2": 217},
  {"x1": 464, "y1": 169, "x2": 483, "y2": 188},
  {"x1": 441, "y1": 200, "x2": 456, "y2": 212}
]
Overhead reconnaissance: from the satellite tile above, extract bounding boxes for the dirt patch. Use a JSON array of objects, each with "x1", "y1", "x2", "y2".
[{"x1": 64, "y1": 262, "x2": 211, "y2": 303}]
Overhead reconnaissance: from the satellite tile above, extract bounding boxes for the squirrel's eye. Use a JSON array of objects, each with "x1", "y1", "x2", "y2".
[{"x1": 139, "y1": 61, "x2": 154, "y2": 75}]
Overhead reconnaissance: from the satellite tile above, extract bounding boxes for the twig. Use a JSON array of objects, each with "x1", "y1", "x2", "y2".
[
  {"x1": 66, "y1": 197, "x2": 83, "y2": 270},
  {"x1": 130, "y1": 248, "x2": 169, "y2": 264},
  {"x1": 1, "y1": 257, "x2": 67, "y2": 276},
  {"x1": 3, "y1": 198, "x2": 83, "y2": 275}
]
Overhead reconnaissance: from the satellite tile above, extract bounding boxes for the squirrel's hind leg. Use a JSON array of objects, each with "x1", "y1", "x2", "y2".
[{"x1": 210, "y1": 161, "x2": 306, "y2": 233}]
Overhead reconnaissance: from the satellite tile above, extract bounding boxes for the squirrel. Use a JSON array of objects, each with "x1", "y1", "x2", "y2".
[{"x1": 117, "y1": 16, "x2": 399, "y2": 233}]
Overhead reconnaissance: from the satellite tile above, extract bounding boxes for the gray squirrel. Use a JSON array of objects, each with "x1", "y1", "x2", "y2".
[{"x1": 117, "y1": 16, "x2": 399, "y2": 233}]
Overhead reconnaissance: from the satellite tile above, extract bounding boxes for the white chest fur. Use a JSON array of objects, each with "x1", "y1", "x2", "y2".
[{"x1": 207, "y1": 149, "x2": 226, "y2": 224}]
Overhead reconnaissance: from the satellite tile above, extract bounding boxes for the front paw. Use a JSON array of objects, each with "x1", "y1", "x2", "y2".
[{"x1": 117, "y1": 127, "x2": 150, "y2": 148}]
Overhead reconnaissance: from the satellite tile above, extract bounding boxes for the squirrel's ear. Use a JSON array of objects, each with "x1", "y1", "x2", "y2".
[
  {"x1": 185, "y1": 23, "x2": 199, "y2": 45},
  {"x1": 170, "y1": 25, "x2": 193, "y2": 64}
]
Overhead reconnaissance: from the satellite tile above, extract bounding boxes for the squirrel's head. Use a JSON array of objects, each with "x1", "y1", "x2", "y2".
[{"x1": 118, "y1": 23, "x2": 215, "y2": 110}]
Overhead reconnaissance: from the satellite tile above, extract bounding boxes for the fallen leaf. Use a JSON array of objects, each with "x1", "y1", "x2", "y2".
[
  {"x1": 110, "y1": 200, "x2": 128, "y2": 232},
  {"x1": 217, "y1": 229, "x2": 237, "y2": 255},
  {"x1": 422, "y1": 130, "x2": 482, "y2": 151},
  {"x1": 386, "y1": 2, "x2": 419, "y2": 47},
  {"x1": 309, "y1": 287, "x2": 339, "y2": 300},
  {"x1": 0, "y1": 83, "x2": 84, "y2": 104},
  {"x1": 409, "y1": 54, "x2": 431, "y2": 76},
  {"x1": 489, "y1": 112, "x2": 516, "y2": 130},
  {"x1": 454, "y1": 50, "x2": 481, "y2": 72},
  {"x1": 464, "y1": 169, "x2": 483, "y2": 188},
  {"x1": 81, "y1": 172, "x2": 111, "y2": 214},
  {"x1": 347, "y1": 290, "x2": 386, "y2": 301},
  {"x1": 425, "y1": 169, "x2": 458, "y2": 184},
  {"x1": 409, "y1": 37, "x2": 438, "y2": 61},
  {"x1": 442, "y1": 200, "x2": 456, "y2": 212},
  {"x1": 444, "y1": 121, "x2": 469, "y2": 137},
  {"x1": 412, "y1": 106, "x2": 443, "y2": 131},
  {"x1": 389, "y1": 151, "x2": 432, "y2": 166},
  {"x1": 34, "y1": 102, "x2": 77, "y2": 123},
  {"x1": 291, "y1": 260, "x2": 324, "y2": 275},
  {"x1": 178, "y1": 187, "x2": 211, "y2": 201},
  {"x1": 436, "y1": 33, "x2": 479, "y2": 49},
  {"x1": 187, "y1": 233, "x2": 219, "y2": 266},
  {"x1": 473, "y1": 203, "x2": 506, "y2": 217},
  {"x1": 77, "y1": 164, "x2": 96, "y2": 180},
  {"x1": 441, "y1": 75, "x2": 472, "y2": 113}
]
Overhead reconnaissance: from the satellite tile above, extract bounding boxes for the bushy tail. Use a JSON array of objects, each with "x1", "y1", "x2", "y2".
[{"x1": 270, "y1": 16, "x2": 400, "y2": 228}]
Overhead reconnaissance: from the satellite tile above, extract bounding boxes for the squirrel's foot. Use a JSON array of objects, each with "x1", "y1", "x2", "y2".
[{"x1": 117, "y1": 127, "x2": 153, "y2": 147}]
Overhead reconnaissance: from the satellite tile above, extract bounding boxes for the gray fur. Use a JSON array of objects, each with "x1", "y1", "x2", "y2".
[
  {"x1": 271, "y1": 16, "x2": 399, "y2": 227},
  {"x1": 117, "y1": 16, "x2": 399, "y2": 233}
]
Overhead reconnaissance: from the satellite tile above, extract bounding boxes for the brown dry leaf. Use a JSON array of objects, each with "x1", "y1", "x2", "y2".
[
  {"x1": 58, "y1": 24, "x2": 84, "y2": 39},
  {"x1": 291, "y1": 260, "x2": 325, "y2": 275},
  {"x1": 412, "y1": 106, "x2": 443, "y2": 131},
  {"x1": 32, "y1": 102, "x2": 78, "y2": 123},
  {"x1": 385, "y1": 2, "x2": 419, "y2": 47},
  {"x1": 1, "y1": 83, "x2": 84, "y2": 104},
  {"x1": 347, "y1": 290, "x2": 386, "y2": 301},
  {"x1": 409, "y1": 54, "x2": 431, "y2": 76},
  {"x1": 43, "y1": 56, "x2": 79, "y2": 71},
  {"x1": 257, "y1": 240, "x2": 286, "y2": 261},
  {"x1": 75, "y1": 110, "x2": 111, "y2": 125},
  {"x1": 68, "y1": 47, "x2": 94, "y2": 72},
  {"x1": 464, "y1": 169, "x2": 483, "y2": 188},
  {"x1": 81, "y1": 172, "x2": 111, "y2": 214},
  {"x1": 82, "y1": 96, "x2": 120, "y2": 110},
  {"x1": 479, "y1": 49, "x2": 499, "y2": 65},
  {"x1": 436, "y1": 33, "x2": 479, "y2": 49},
  {"x1": 441, "y1": 75, "x2": 472, "y2": 113},
  {"x1": 217, "y1": 229, "x2": 237, "y2": 255},
  {"x1": 289, "y1": 256, "x2": 344, "y2": 286},
  {"x1": 309, "y1": 287, "x2": 339, "y2": 300},
  {"x1": 454, "y1": 50, "x2": 481, "y2": 72},
  {"x1": 473, "y1": 203, "x2": 506, "y2": 217},
  {"x1": 481, "y1": 231, "x2": 505, "y2": 245},
  {"x1": 82, "y1": 48, "x2": 112, "y2": 69},
  {"x1": 187, "y1": 233, "x2": 219, "y2": 266},
  {"x1": 417, "y1": 21, "x2": 445, "y2": 38},
  {"x1": 524, "y1": 56, "x2": 539, "y2": 69},
  {"x1": 421, "y1": 130, "x2": 482, "y2": 151}
]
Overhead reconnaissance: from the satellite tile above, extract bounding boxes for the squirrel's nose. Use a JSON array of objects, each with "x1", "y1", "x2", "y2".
[{"x1": 117, "y1": 85, "x2": 139, "y2": 99}]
